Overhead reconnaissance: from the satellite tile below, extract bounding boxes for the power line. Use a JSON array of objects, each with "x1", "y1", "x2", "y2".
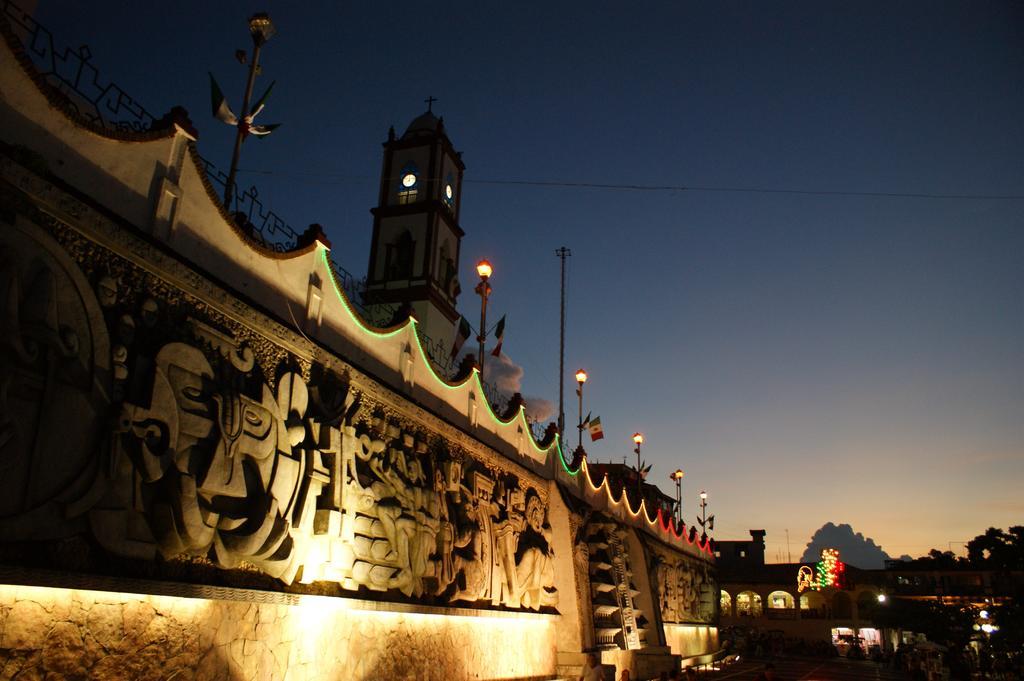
[
  {"x1": 467, "y1": 178, "x2": 1024, "y2": 200},
  {"x1": 236, "y1": 168, "x2": 1024, "y2": 201}
]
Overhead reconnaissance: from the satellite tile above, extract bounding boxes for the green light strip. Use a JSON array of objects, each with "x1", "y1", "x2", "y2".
[
  {"x1": 556, "y1": 439, "x2": 578, "y2": 476},
  {"x1": 320, "y1": 249, "x2": 407, "y2": 339},
  {"x1": 318, "y1": 248, "x2": 560, "y2": 461}
]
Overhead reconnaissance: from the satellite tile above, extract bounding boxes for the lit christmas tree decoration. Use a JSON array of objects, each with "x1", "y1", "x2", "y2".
[
  {"x1": 815, "y1": 548, "x2": 845, "y2": 589},
  {"x1": 797, "y1": 548, "x2": 846, "y2": 592}
]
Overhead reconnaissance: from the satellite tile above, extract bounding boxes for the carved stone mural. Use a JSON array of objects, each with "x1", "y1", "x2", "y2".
[
  {"x1": 652, "y1": 544, "x2": 717, "y2": 624},
  {"x1": 104, "y1": 339, "x2": 330, "y2": 583},
  {"x1": 0, "y1": 218, "x2": 110, "y2": 540},
  {"x1": 0, "y1": 215, "x2": 557, "y2": 612}
]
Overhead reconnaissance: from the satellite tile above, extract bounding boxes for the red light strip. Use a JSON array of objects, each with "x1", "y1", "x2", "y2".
[{"x1": 579, "y1": 459, "x2": 713, "y2": 555}]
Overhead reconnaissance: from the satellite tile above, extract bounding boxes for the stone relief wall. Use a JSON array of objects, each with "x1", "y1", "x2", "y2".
[
  {"x1": 0, "y1": 210, "x2": 110, "y2": 542},
  {"x1": 651, "y1": 542, "x2": 717, "y2": 625},
  {"x1": 0, "y1": 210, "x2": 556, "y2": 613},
  {"x1": 0, "y1": 163, "x2": 718, "y2": 679},
  {"x1": 0, "y1": 583, "x2": 557, "y2": 681}
]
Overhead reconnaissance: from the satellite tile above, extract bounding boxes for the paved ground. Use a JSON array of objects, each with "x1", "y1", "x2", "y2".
[{"x1": 697, "y1": 656, "x2": 905, "y2": 681}]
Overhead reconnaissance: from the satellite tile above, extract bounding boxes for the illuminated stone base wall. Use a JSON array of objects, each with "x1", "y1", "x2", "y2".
[
  {"x1": 663, "y1": 624, "x2": 719, "y2": 662},
  {"x1": 0, "y1": 584, "x2": 558, "y2": 681}
]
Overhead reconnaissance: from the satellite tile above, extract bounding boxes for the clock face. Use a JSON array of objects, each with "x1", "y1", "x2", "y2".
[
  {"x1": 401, "y1": 173, "x2": 417, "y2": 188},
  {"x1": 445, "y1": 183, "x2": 454, "y2": 200}
]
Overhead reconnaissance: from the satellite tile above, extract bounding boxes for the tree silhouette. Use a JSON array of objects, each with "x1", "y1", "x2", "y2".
[{"x1": 966, "y1": 526, "x2": 1024, "y2": 569}]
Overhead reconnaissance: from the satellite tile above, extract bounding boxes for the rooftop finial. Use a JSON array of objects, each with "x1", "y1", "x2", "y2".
[{"x1": 424, "y1": 95, "x2": 437, "y2": 112}]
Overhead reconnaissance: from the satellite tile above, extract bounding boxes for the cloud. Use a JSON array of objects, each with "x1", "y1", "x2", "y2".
[
  {"x1": 801, "y1": 521, "x2": 891, "y2": 569},
  {"x1": 523, "y1": 397, "x2": 556, "y2": 423},
  {"x1": 459, "y1": 352, "x2": 557, "y2": 424},
  {"x1": 481, "y1": 353, "x2": 525, "y2": 396}
]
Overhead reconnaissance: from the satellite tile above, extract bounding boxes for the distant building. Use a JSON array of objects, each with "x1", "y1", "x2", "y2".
[
  {"x1": 716, "y1": 530, "x2": 1024, "y2": 654},
  {"x1": 717, "y1": 531, "x2": 889, "y2": 653},
  {"x1": 883, "y1": 559, "x2": 1022, "y2": 608},
  {"x1": 714, "y1": 529, "x2": 766, "y2": 571}
]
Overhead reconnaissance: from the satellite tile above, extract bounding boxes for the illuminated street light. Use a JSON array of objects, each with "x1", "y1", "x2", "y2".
[
  {"x1": 575, "y1": 369, "x2": 588, "y2": 450},
  {"x1": 474, "y1": 260, "x2": 492, "y2": 380},
  {"x1": 632, "y1": 433, "x2": 644, "y2": 502},
  {"x1": 669, "y1": 469, "x2": 685, "y2": 525},
  {"x1": 877, "y1": 594, "x2": 887, "y2": 603},
  {"x1": 698, "y1": 490, "x2": 712, "y2": 539}
]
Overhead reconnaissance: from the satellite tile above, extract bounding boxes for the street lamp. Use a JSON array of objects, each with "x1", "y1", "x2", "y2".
[
  {"x1": 669, "y1": 469, "x2": 685, "y2": 525},
  {"x1": 575, "y1": 369, "x2": 588, "y2": 449},
  {"x1": 474, "y1": 260, "x2": 492, "y2": 381},
  {"x1": 632, "y1": 432, "x2": 644, "y2": 502},
  {"x1": 699, "y1": 490, "x2": 710, "y2": 537},
  {"x1": 224, "y1": 13, "x2": 277, "y2": 209}
]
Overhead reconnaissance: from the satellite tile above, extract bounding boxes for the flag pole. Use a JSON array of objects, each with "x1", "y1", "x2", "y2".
[
  {"x1": 225, "y1": 14, "x2": 275, "y2": 209},
  {"x1": 555, "y1": 247, "x2": 571, "y2": 440}
]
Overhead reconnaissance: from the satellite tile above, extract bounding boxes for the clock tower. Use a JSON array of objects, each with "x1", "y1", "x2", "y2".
[{"x1": 364, "y1": 106, "x2": 465, "y2": 352}]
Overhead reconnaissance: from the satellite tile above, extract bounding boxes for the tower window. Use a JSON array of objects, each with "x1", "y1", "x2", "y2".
[
  {"x1": 385, "y1": 230, "x2": 415, "y2": 279},
  {"x1": 398, "y1": 162, "x2": 419, "y2": 204}
]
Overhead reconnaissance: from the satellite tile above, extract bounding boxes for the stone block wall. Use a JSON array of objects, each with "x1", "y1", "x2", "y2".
[{"x1": 0, "y1": 584, "x2": 558, "y2": 681}]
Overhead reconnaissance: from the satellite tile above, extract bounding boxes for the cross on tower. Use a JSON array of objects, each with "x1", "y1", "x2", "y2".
[{"x1": 424, "y1": 96, "x2": 438, "y2": 112}]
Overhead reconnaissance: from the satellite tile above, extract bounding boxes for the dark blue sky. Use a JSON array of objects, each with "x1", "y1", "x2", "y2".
[{"x1": 36, "y1": 1, "x2": 1024, "y2": 558}]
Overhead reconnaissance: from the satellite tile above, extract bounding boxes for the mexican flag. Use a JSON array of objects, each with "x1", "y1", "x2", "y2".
[
  {"x1": 450, "y1": 317, "x2": 471, "y2": 359},
  {"x1": 490, "y1": 315, "x2": 506, "y2": 357},
  {"x1": 588, "y1": 416, "x2": 604, "y2": 441}
]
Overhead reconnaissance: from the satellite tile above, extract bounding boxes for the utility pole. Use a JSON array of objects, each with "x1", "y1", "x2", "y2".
[{"x1": 555, "y1": 247, "x2": 571, "y2": 439}]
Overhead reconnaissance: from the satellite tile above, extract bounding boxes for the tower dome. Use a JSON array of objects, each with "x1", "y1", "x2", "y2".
[{"x1": 403, "y1": 110, "x2": 443, "y2": 138}]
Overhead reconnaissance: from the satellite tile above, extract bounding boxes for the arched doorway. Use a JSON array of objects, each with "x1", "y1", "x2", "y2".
[
  {"x1": 720, "y1": 590, "x2": 732, "y2": 617},
  {"x1": 736, "y1": 591, "x2": 762, "y2": 618},
  {"x1": 767, "y1": 590, "x2": 795, "y2": 609}
]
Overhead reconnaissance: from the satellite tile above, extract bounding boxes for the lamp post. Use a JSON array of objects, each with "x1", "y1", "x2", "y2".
[
  {"x1": 575, "y1": 369, "x2": 588, "y2": 450},
  {"x1": 474, "y1": 259, "x2": 492, "y2": 382},
  {"x1": 670, "y1": 469, "x2": 685, "y2": 525},
  {"x1": 632, "y1": 432, "x2": 644, "y2": 503},
  {"x1": 225, "y1": 13, "x2": 276, "y2": 209},
  {"x1": 699, "y1": 490, "x2": 709, "y2": 537}
]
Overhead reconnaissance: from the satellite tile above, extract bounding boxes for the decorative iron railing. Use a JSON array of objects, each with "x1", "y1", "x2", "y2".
[
  {"x1": 415, "y1": 329, "x2": 458, "y2": 377},
  {"x1": 198, "y1": 156, "x2": 301, "y2": 252},
  {"x1": 324, "y1": 257, "x2": 395, "y2": 326},
  {"x1": 413, "y1": 325, "x2": 513, "y2": 415},
  {"x1": 2, "y1": 0, "x2": 156, "y2": 132}
]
